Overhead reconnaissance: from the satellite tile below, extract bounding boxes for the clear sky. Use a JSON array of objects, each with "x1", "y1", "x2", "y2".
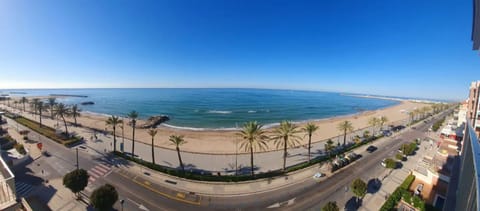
[{"x1": 0, "y1": 0, "x2": 479, "y2": 101}]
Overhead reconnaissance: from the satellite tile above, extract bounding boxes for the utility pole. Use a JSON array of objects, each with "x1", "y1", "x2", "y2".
[{"x1": 76, "y1": 148, "x2": 79, "y2": 170}]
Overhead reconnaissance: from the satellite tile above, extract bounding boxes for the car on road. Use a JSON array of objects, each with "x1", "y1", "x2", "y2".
[
  {"x1": 380, "y1": 130, "x2": 392, "y2": 137},
  {"x1": 312, "y1": 172, "x2": 325, "y2": 179},
  {"x1": 366, "y1": 145, "x2": 377, "y2": 153},
  {"x1": 391, "y1": 125, "x2": 406, "y2": 132}
]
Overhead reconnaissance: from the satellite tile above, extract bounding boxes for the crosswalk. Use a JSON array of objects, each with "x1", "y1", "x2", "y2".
[
  {"x1": 88, "y1": 163, "x2": 112, "y2": 185},
  {"x1": 16, "y1": 182, "x2": 34, "y2": 197}
]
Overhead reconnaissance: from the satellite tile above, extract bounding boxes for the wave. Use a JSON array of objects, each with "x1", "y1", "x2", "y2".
[
  {"x1": 162, "y1": 123, "x2": 238, "y2": 131},
  {"x1": 207, "y1": 110, "x2": 232, "y2": 114},
  {"x1": 247, "y1": 110, "x2": 257, "y2": 113}
]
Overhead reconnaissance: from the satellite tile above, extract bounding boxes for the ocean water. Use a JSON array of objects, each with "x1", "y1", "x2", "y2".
[{"x1": 0, "y1": 88, "x2": 399, "y2": 129}]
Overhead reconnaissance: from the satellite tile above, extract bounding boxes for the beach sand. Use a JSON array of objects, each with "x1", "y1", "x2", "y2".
[
  {"x1": 11, "y1": 97, "x2": 431, "y2": 154},
  {"x1": 4, "y1": 97, "x2": 429, "y2": 154}
]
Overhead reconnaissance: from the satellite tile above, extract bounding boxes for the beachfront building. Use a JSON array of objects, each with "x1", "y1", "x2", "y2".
[
  {"x1": 0, "y1": 155, "x2": 16, "y2": 210},
  {"x1": 467, "y1": 81, "x2": 480, "y2": 136},
  {"x1": 474, "y1": 0, "x2": 480, "y2": 50},
  {"x1": 410, "y1": 115, "x2": 461, "y2": 210},
  {"x1": 451, "y1": 120, "x2": 480, "y2": 211}
]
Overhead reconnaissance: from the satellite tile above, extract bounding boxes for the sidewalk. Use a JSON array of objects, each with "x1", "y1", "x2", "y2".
[{"x1": 359, "y1": 135, "x2": 434, "y2": 211}]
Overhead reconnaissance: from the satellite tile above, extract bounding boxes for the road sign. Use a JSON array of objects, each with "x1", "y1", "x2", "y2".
[{"x1": 37, "y1": 143, "x2": 43, "y2": 151}]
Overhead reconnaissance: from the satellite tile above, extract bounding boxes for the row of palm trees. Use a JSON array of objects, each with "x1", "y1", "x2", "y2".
[
  {"x1": 105, "y1": 113, "x2": 187, "y2": 172},
  {"x1": 11, "y1": 97, "x2": 82, "y2": 136},
  {"x1": 408, "y1": 104, "x2": 448, "y2": 124}
]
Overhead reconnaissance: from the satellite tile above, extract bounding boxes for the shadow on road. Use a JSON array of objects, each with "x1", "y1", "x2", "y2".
[{"x1": 344, "y1": 197, "x2": 362, "y2": 211}]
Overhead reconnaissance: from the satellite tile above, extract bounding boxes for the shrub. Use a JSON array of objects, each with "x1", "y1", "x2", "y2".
[
  {"x1": 395, "y1": 153, "x2": 405, "y2": 161},
  {"x1": 14, "y1": 143, "x2": 26, "y2": 155},
  {"x1": 385, "y1": 158, "x2": 397, "y2": 169},
  {"x1": 380, "y1": 175, "x2": 416, "y2": 211}
]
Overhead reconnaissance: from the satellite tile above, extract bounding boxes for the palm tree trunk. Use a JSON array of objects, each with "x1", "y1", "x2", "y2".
[
  {"x1": 283, "y1": 137, "x2": 287, "y2": 171},
  {"x1": 131, "y1": 126, "x2": 136, "y2": 158},
  {"x1": 177, "y1": 147, "x2": 184, "y2": 172},
  {"x1": 61, "y1": 116, "x2": 68, "y2": 136},
  {"x1": 343, "y1": 129, "x2": 347, "y2": 146},
  {"x1": 39, "y1": 111, "x2": 42, "y2": 127},
  {"x1": 113, "y1": 126, "x2": 117, "y2": 152},
  {"x1": 74, "y1": 116, "x2": 77, "y2": 127},
  {"x1": 151, "y1": 137, "x2": 155, "y2": 165},
  {"x1": 250, "y1": 145, "x2": 254, "y2": 176},
  {"x1": 308, "y1": 134, "x2": 312, "y2": 163}
]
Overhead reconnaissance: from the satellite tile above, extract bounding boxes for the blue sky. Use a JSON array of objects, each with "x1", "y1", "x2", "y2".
[{"x1": 0, "y1": 0, "x2": 478, "y2": 100}]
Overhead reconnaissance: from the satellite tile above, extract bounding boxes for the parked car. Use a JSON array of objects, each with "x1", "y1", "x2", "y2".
[
  {"x1": 313, "y1": 172, "x2": 325, "y2": 179},
  {"x1": 414, "y1": 183, "x2": 424, "y2": 195},
  {"x1": 366, "y1": 145, "x2": 377, "y2": 153},
  {"x1": 380, "y1": 130, "x2": 392, "y2": 137},
  {"x1": 391, "y1": 125, "x2": 406, "y2": 132}
]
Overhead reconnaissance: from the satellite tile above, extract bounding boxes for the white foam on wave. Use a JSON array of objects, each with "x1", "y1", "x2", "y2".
[
  {"x1": 207, "y1": 110, "x2": 232, "y2": 114},
  {"x1": 247, "y1": 110, "x2": 257, "y2": 113},
  {"x1": 162, "y1": 124, "x2": 238, "y2": 131}
]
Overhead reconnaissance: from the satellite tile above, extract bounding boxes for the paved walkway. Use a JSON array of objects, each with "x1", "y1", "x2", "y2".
[{"x1": 360, "y1": 133, "x2": 437, "y2": 211}]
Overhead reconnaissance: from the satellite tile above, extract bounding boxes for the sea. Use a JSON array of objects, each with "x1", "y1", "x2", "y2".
[{"x1": 0, "y1": 88, "x2": 399, "y2": 130}]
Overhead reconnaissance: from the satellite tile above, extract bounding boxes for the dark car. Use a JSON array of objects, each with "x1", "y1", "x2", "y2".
[
  {"x1": 382, "y1": 130, "x2": 393, "y2": 137},
  {"x1": 391, "y1": 125, "x2": 406, "y2": 132},
  {"x1": 366, "y1": 145, "x2": 377, "y2": 153}
]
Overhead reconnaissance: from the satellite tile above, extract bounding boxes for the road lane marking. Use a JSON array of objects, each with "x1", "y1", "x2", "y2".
[{"x1": 116, "y1": 171, "x2": 201, "y2": 206}]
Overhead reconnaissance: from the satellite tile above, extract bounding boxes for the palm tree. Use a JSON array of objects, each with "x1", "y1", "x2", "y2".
[
  {"x1": 337, "y1": 121, "x2": 354, "y2": 146},
  {"x1": 127, "y1": 110, "x2": 139, "y2": 158},
  {"x1": 47, "y1": 98, "x2": 57, "y2": 119},
  {"x1": 379, "y1": 116, "x2": 388, "y2": 131},
  {"x1": 54, "y1": 103, "x2": 71, "y2": 136},
  {"x1": 31, "y1": 98, "x2": 40, "y2": 116},
  {"x1": 21, "y1": 97, "x2": 28, "y2": 112},
  {"x1": 272, "y1": 121, "x2": 302, "y2": 171},
  {"x1": 302, "y1": 123, "x2": 319, "y2": 163},
  {"x1": 13, "y1": 101, "x2": 18, "y2": 110},
  {"x1": 324, "y1": 139, "x2": 335, "y2": 156},
  {"x1": 105, "y1": 116, "x2": 123, "y2": 152},
  {"x1": 408, "y1": 111, "x2": 415, "y2": 125},
  {"x1": 71, "y1": 104, "x2": 81, "y2": 126},
  {"x1": 169, "y1": 135, "x2": 186, "y2": 172},
  {"x1": 368, "y1": 117, "x2": 379, "y2": 135},
  {"x1": 36, "y1": 101, "x2": 46, "y2": 127},
  {"x1": 147, "y1": 128, "x2": 158, "y2": 165},
  {"x1": 237, "y1": 121, "x2": 269, "y2": 176}
]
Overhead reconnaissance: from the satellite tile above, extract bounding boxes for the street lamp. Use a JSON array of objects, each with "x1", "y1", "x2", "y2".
[{"x1": 120, "y1": 199, "x2": 125, "y2": 211}]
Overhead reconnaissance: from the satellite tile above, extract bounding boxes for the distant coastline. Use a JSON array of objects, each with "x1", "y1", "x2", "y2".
[{"x1": 342, "y1": 93, "x2": 442, "y2": 104}]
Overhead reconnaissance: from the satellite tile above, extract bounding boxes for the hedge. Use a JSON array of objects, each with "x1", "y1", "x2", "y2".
[
  {"x1": 380, "y1": 174, "x2": 416, "y2": 211},
  {"x1": 11, "y1": 115, "x2": 81, "y2": 147}
]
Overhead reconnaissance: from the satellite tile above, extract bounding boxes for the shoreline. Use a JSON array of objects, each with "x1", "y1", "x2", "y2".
[{"x1": 2, "y1": 97, "x2": 429, "y2": 154}]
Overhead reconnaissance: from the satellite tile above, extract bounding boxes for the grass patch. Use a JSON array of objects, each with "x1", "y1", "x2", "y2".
[{"x1": 11, "y1": 115, "x2": 81, "y2": 147}]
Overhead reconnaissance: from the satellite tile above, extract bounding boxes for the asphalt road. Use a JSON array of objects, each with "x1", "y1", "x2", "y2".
[{"x1": 6, "y1": 108, "x2": 452, "y2": 211}]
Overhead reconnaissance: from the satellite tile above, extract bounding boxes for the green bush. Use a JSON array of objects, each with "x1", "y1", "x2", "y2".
[
  {"x1": 385, "y1": 158, "x2": 397, "y2": 169},
  {"x1": 395, "y1": 153, "x2": 405, "y2": 161},
  {"x1": 380, "y1": 175, "x2": 416, "y2": 211},
  {"x1": 14, "y1": 143, "x2": 26, "y2": 155},
  {"x1": 12, "y1": 116, "x2": 81, "y2": 147},
  {"x1": 432, "y1": 117, "x2": 445, "y2": 132}
]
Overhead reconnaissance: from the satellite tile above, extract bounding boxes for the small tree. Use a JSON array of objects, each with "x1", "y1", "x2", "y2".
[
  {"x1": 385, "y1": 158, "x2": 397, "y2": 169},
  {"x1": 90, "y1": 184, "x2": 118, "y2": 211},
  {"x1": 395, "y1": 153, "x2": 404, "y2": 161},
  {"x1": 322, "y1": 201, "x2": 340, "y2": 211},
  {"x1": 351, "y1": 178, "x2": 367, "y2": 203},
  {"x1": 63, "y1": 169, "x2": 89, "y2": 198}
]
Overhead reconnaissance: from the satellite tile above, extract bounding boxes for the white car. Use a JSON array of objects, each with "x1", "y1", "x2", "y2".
[
  {"x1": 381, "y1": 159, "x2": 387, "y2": 167},
  {"x1": 313, "y1": 172, "x2": 325, "y2": 179}
]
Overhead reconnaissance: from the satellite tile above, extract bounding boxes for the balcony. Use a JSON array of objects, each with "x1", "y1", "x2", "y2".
[{"x1": 0, "y1": 156, "x2": 15, "y2": 209}]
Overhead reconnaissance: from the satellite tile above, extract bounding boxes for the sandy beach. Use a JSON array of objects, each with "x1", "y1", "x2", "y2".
[{"x1": 2, "y1": 97, "x2": 429, "y2": 155}]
